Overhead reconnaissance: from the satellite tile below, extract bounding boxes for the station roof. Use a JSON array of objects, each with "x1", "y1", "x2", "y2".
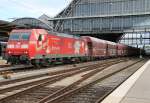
[
  {"x1": 0, "y1": 20, "x2": 17, "y2": 34},
  {"x1": 0, "y1": 20, "x2": 27, "y2": 41},
  {"x1": 12, "y1": 17, "x2": 53, "y2": 31},
  {"x1": 0, "y1": 17, "x2": 53, "y2": 42}
]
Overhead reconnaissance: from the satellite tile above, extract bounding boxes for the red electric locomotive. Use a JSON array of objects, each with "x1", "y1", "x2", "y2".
[{"x1": 6, "y1": 29, "x2": 87, "y2": 66}]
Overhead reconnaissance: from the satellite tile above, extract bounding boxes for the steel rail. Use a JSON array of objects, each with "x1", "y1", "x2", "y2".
[
  {"x1": 40, "y1": 59, "x2": 143, "y2": 103},
  {"x1": 37, "y1": 59, "x2": 128, "y2": 103},
  {"x1": 0, "y1": 59, "x2": 126, "y2": 103},
  {"x1": 0, "y1": 58, "x2": 124, "y2": 86},
  {"x1": 95, "y1": 60, "x2": 145, "y2": 103}
]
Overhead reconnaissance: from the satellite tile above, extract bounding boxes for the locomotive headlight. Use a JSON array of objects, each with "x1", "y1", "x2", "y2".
[
  {"x1": 8, "y1": 51, "x2": 12, "y2": 54},
  {"x1": 7, "y1": 44, "x2": 14, "y2": 48},
  {"x1": 21, "y1": 44, "x2": 29, "y2": 49},
  {"x1": 24, "y1": 51, "x2": 28, "y2": 54}
]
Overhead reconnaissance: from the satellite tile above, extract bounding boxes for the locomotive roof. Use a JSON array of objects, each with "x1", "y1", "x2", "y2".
[
  {"x1": 11, "y1": 29, "x2": 80, "y2": 39},
  {"x1": 48, "y1": 31, "x2": 80, "y2": 39}
]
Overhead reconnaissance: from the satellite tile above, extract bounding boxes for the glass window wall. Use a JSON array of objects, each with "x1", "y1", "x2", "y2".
[
  {"x1": 119, "y1": 33, "x2": 150, "y2": 51},
  {"x1": 74, "y1": 0, "x2": 150, "y2": 17}
]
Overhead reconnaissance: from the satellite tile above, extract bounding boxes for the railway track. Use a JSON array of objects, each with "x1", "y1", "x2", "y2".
[
  {"x1": 0, "y1": 58, "x2": 122, "y2": 86},
  {"x1": 0, "y1": 58, "x2": 119, "y2": 75},
  {"x1": 0, "y1": 65, "x2": 11, "y2": 68},
  {"x1": 0, "y1": 58, "x2": 127, "y2": 103},
  {"x1": 0, "y1": 58, "x2": 126, "y2": 83},
  {"x1": 95, "y1": 59, "x2": 146, "y2": 103},
  {"x1": 38, "y1": 59, "x2": 145, "y2": 103},
  {"x1": 0, "y1": 65, "x2": 33, "y2": 75}
]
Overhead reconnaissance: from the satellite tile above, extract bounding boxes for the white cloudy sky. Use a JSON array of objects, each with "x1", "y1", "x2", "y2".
[{"x1": 0, "y1": 0, "x2": 72, "y2": 21}]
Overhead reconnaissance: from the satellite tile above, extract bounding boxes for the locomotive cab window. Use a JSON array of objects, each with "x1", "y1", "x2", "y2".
[
  {"x1": 9, "y1": 32, "x2": 31, "y2": 40},
  {"x1": 21, "y1": 33, "x2": 30, "y2": 40}
]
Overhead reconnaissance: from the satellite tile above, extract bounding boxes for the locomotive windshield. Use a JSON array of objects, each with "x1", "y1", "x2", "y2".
[
  {"x1": 21, "y1": 33, "x2": 30, "y2": 40},
  {"x1": 9, "y1": 33, "x2": 20, "y2": 40},
  {"x1": 9, "y1": 32, "x2": 31, "y2": 40}
]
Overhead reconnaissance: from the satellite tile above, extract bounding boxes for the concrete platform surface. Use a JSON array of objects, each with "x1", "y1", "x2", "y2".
[{"x1": 101, "y1": 60, "x2": 150, "y2": 103}]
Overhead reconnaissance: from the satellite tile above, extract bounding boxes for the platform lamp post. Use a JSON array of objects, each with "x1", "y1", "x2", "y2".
[{"x1": 139, "y1": 33, "x2": 143, "y2": 58}]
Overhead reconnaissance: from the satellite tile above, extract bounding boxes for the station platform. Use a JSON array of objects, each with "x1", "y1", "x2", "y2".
[{"x1": 102, "y1": 60, "x2": 150, "y2": 103}]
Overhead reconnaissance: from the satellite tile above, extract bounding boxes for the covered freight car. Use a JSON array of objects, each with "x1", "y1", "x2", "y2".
[
  {"x1": 127, "y1": 46, "x2": 140, "y2": 56},
  {"x1": 106, "y1": 41, "x2": 117, "y2": 57},
  {"x1": 117, "y1": 44, "x2": 128, "y2": 57},
  {"x1": 82, "y1": 36, "x2": 107, "y2": 59}
]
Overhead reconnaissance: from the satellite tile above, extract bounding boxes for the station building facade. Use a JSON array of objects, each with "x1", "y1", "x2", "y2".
[
  {"x1": 51, "y1": 0, "x2": 150, "y2": 53},
  {"x1": 52, "y1": 0, "x2": 150, "y2": 33}
]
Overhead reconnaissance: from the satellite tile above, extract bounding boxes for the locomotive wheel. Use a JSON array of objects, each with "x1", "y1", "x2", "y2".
[
  {"x1": 10, "y1": 56, "x2": 18, "y2": 65},
  {"x1": 41, "y1": 59, "x2": 49, "y2": 67}
]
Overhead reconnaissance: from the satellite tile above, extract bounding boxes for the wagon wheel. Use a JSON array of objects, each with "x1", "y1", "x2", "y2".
[{"x1": 31, "y1": 59, "x2": 41, "y2": 68}]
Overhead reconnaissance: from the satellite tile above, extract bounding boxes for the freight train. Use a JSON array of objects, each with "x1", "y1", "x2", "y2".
[{"x1": 6, "y1": 29, "x2": 140, "y2": 66}]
